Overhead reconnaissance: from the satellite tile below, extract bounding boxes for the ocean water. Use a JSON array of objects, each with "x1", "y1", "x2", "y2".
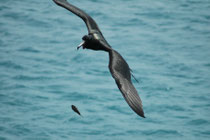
[{"x1": 0, "y1": 0, "x2": 210, "y2": 139}]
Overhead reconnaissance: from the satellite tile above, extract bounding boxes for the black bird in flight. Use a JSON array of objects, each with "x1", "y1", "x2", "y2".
[
  {"x1": 53, "y1": 0, "x2": 145, "y2": 118},
  {"x1": 71, "y1": 105, "x2": 82, "y2": 116}
]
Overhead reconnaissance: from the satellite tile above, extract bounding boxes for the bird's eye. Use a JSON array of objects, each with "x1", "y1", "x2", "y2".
[
  {"x1": 82, "y1": 35, "x2": 89, "y2": 41},
  {"x1": 82, "y1": 35, "x2": 88, "y2": 40}
]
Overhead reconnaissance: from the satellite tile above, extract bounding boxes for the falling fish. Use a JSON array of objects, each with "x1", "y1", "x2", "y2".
[{"x1": 71, "y1": 105, "x2": 82, "y2": 116}]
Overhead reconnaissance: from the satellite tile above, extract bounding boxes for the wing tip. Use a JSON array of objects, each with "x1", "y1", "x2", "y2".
[
  {"x1": 141, "y1": 114, "x2": 146, "y2": 118},
  {"x1": 137, "y1": 110, "x2": 146, "y2": 118}
]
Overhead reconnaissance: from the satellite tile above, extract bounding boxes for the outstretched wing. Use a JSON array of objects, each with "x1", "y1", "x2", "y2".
[
  {"x1": 53, "y1": 0, "x2": 101, "y2": 34},
  {"x1": 109, "y1": 50, "x2": 145, "y2": 118}
]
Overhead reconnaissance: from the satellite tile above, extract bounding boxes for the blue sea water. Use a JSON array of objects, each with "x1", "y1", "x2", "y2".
[{"x1": 0, "y1": 0, "x2": 210, "y2": 139}]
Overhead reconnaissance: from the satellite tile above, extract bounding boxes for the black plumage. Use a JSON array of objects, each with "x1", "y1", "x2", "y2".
[
  {"x1": 71, "y1": 105, "x2": 82, "y2": 116},
  {"x1": 53, "y1": 0, "x2": 145, "y2": 118}
]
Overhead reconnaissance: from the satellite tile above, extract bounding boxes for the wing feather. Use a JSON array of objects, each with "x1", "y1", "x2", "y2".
[
  {"x1": 53, "y1": 0, "x2": 101, "y2": 34},
  {"x1": 109, "y1": 50, "x2": 145, "y2": 118}
]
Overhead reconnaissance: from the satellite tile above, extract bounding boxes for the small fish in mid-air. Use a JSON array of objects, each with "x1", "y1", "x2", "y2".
[{"x1": 71, "y1": 105, "x2": 82, "y2": 116}]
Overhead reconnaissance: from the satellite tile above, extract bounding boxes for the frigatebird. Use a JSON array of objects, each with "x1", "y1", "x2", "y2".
[{"x1": 53, "y1": 0, "x2": 145, "y2": 118}]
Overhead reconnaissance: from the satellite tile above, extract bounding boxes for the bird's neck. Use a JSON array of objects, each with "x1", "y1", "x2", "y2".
[{"x1": 102, "y1": 45, "x2": 112, "y2": 52}]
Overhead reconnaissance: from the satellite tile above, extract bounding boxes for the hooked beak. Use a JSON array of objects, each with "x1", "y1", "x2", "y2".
[{"x1": 77, "y1": 41, "x2": 85, "y2": 50}]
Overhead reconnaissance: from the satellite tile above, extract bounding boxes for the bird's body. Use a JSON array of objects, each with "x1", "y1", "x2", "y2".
[{"x1": 53, "y1": 0, "x2": 145, "y2": 118}]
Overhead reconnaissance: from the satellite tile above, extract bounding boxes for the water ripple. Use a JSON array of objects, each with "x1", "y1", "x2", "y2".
[{"x1": 1, "y1": 0, "x2": 210, "y2": 139}]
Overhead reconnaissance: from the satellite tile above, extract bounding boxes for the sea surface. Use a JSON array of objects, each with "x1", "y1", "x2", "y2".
[{"x1": 0, "y1": 0, "x2": 210, "y2": 140}]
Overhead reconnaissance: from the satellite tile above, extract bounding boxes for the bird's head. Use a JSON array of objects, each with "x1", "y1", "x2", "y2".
[{"x1": 77, "y1": 33, "x2": 110, "y2": 52}]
